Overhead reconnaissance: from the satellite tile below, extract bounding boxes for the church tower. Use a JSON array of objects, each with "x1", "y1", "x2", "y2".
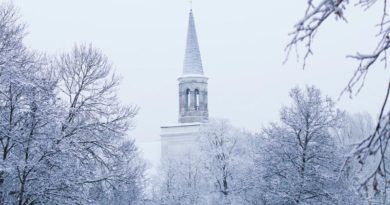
[
  {"x1": 160, "y1": 9, "x2": 209, "y2": 159},
  {"x1": 179, "y1": 10, "x2": 208, "y2": 123}
]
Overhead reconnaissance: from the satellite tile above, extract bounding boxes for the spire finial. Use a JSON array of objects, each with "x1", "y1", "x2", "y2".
[{"x1": 190, "y1": 0, "x2": 192, "y2": 11}]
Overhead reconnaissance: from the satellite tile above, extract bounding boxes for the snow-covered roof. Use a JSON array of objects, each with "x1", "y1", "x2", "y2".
[
  {"x1": 183, "y1": 10, "x2": 204, "y2": 75},
  {"x1": 178, "y1": 74, "x2": 208, "y2": 79},
  {"x1": 161, "y1": 122, "x2": 203, "y2": 129}
]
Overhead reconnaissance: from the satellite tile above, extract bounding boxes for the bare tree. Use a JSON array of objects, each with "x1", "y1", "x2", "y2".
[
  {"x1": 151, "y1": 120, "x2": 255, "y2": 205},
  {"x1": 49, "y1": 44, "x2": 143, "y2": 204},
  {"x1": 0, "y1": 7, "x2": 146, "y2": 202},
  {"x1": 198, "y1": 119, "x2": 254, "y2": 205},
  {"x1": 151, "y1": 154, "x2": 206, "y2": 205},
  {"x1": 286, "y1": 0, "x2": 390, "y2": 201},
  {"x1": 0, "y1": 1, "x2": 26, "y2": 166},
  {"x1": 0, "y1": 2, "x2": 26, "y2": 72},
  {"x1": 259, "y1": 86, "x2": 360, "y2": 204},
  {"x1": 0, "y1": 3, "x2": 39, "y2": 204},
  {"x1": 335, "y1": 112, "x2": 374, "y2": 147}
]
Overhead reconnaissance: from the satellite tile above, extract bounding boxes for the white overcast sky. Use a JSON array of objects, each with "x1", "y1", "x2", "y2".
[{"x1": 11, "y1": 0, "x2": 389, "y2": 168}]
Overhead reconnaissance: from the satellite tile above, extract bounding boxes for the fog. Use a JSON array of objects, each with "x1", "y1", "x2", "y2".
[{"x1": 13, "y1": 0, "x2": 389, "y2": 169}]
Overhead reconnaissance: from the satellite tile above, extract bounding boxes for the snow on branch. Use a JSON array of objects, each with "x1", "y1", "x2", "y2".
[
  {"x1": 285, "y1": 0, "x2": 349, "y2": 69},
  {"x1": 352, "y1": 82, "x2": 390, "y2": 195},
  {"x1": 287, "y1": 0, "x2": 390, "y2": 197}
]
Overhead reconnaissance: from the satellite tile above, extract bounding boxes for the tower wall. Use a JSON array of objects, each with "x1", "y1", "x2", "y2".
[
  {"x1": 160, "y1": 123, "x2": 201, "y2": 160},
  {"x1": 178, "y1": 76, "x2": 208, "y2": 123}
]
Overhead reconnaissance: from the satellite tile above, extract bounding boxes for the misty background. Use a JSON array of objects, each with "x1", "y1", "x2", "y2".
[{"x1": 12, "y1": 0, "x2": 389, "y2": 169}]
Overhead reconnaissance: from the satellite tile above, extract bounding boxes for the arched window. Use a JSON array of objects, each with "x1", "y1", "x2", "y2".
[
  {"x1": 195, "y1": 89, "x2": 200, "y2": 111},
  {"x1": 186, "y1": 89, "x2": 191, "y2": 110}
]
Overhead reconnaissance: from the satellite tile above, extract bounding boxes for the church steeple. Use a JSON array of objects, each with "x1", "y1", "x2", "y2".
[
  {"x1": 178, "y1": 10, "x2": 208, "y2": 123},
  {"x1": 160, "y1": 8, "x2": 209, "y2": 160},
  {"x1": 183, "y1": 10, "x2": 203, "y2": 75}
]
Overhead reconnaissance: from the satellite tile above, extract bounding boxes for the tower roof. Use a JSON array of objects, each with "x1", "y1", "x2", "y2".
[{"x1": 183, "y1": 10, "x2": 204, "y2": 75}]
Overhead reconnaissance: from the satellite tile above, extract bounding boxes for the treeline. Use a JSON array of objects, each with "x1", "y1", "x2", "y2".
[
  {"x1": 0, "y1": 3, "x2": 145, "y2": 205},
  {"x1": 0, "y1": 2, "x2": 386, "y2": 205},
  {"x1": 149, "y1": 87, "x2": 379, "y2": 205}
]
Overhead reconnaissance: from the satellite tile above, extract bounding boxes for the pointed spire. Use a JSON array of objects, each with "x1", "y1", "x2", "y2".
[{"x1": 183, "y1": 10, "x2": 204, "y2": 75}]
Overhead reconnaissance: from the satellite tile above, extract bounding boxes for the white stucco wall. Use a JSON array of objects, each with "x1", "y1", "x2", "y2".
[{"x1": 160, "y1": 123, "x2": 202, "y2": 159}]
